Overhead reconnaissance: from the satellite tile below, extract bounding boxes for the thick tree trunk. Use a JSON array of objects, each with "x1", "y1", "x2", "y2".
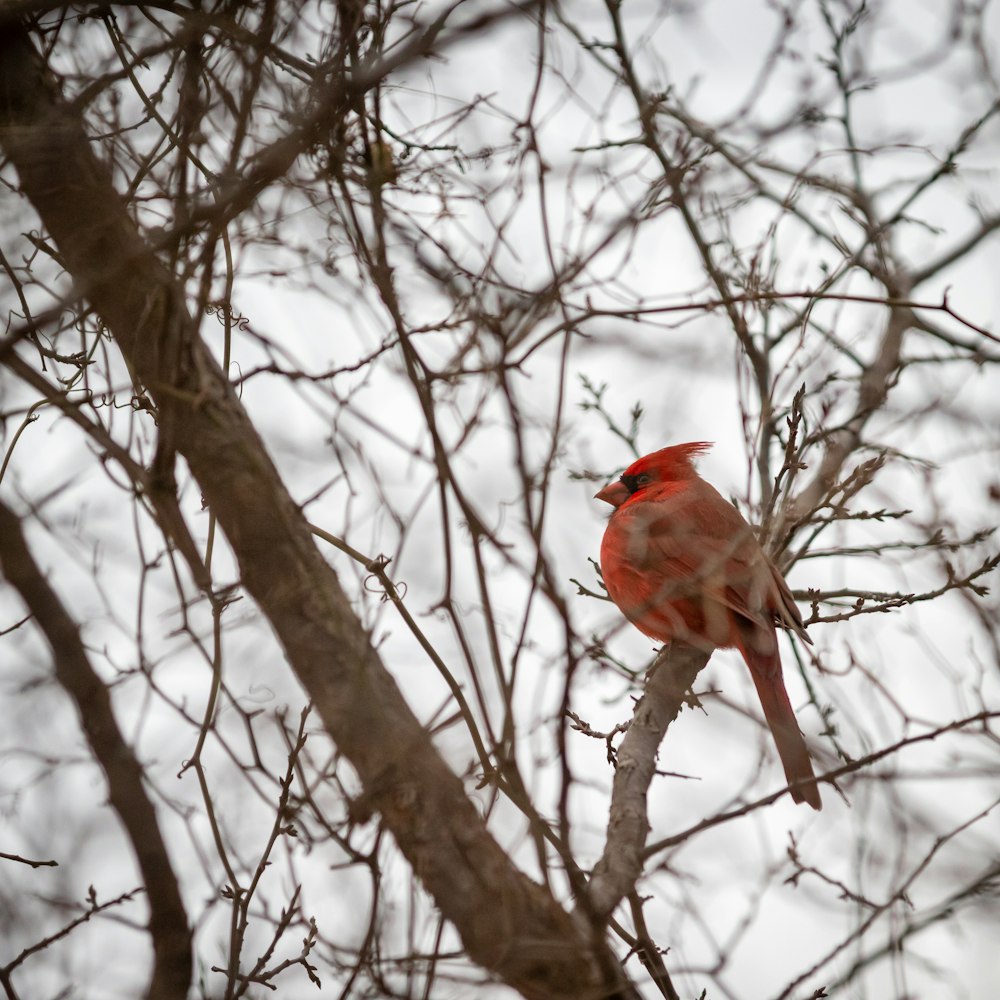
[{"x1": 0, "y1": 23, "x2": 627, "y2": 1000}]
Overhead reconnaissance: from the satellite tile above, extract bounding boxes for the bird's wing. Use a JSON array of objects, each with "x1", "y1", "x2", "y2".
[
  {"x1": 767, "y1": 561, "x2": 812, "y2": 643},
  {"x1": 629, "y1": 480, "x2": 807, "y2": 638}
]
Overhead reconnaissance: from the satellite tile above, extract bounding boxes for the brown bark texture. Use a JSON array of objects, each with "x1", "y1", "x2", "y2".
[
  {"x1": 0, "y1": 23, "x2": 626, "y2": 1000},
  {"x1": 584, "y1": 643, "x2": 710, "y2": 922},
  {"x1": 0, "y1": 499, "x2": 193, "y2": 1000}
]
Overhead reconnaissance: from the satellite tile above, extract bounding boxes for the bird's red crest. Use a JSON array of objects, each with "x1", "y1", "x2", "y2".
[{"x1": 623, "y1": 441, "x2": 713, "y2": 481}]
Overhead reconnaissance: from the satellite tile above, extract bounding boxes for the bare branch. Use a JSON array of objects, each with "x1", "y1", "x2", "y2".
[
  {"x1": 0, "y1": 500, "x2": 192, "y2": 1000},
  {"x1": 584, "y1": 643, "x2": 710, "y2": 921}
]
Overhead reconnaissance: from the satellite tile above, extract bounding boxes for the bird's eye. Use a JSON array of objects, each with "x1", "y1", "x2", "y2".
[{"x1": 620, "y1": 471, "x2": 653, "y2": 494}]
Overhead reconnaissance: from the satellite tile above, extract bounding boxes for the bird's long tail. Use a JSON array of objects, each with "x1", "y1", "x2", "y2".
[{"x1": 737, "y1": 628, "x2": 822, "y2": 810}]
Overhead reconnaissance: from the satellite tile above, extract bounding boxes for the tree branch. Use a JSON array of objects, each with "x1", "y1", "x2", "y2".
[
  {"x1": 0, "y1": 23, "x2": 627, "y2": 1000},
  {"x1": 584, "y1": 642, "x2": 710, "y2": 921},
  {"x1": 0, "y1": 500, "x2": 192, "y2": 1000}
]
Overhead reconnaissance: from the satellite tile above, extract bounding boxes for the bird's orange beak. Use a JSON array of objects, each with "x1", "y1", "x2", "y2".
[{"x1": 594, "y1": 480, "x2": 630, "y2": 508}]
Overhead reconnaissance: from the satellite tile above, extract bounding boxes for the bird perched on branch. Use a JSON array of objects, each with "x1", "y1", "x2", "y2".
[{"x1": 595, "y1": 442, "x2": 821, "y2": 810}]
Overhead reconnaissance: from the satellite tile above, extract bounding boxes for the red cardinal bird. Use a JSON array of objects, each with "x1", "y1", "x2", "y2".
[{"x1": 596, "y1": 442, "x2": 821, "y2": 810}]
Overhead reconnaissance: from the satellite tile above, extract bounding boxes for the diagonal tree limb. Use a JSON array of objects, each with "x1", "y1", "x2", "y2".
[
  {"x1": 0, "y1": 23, "x2": 631, "y2": 1000},
  {"x1": 0, "y1": 500, "x2": 192, "y2": 1000},
  {"x1": 583, "y1": 643, "x2": 710, "y2": 922},
  {"x1": 780, "y1": 300, "x2": 913, "y2": 539}
]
